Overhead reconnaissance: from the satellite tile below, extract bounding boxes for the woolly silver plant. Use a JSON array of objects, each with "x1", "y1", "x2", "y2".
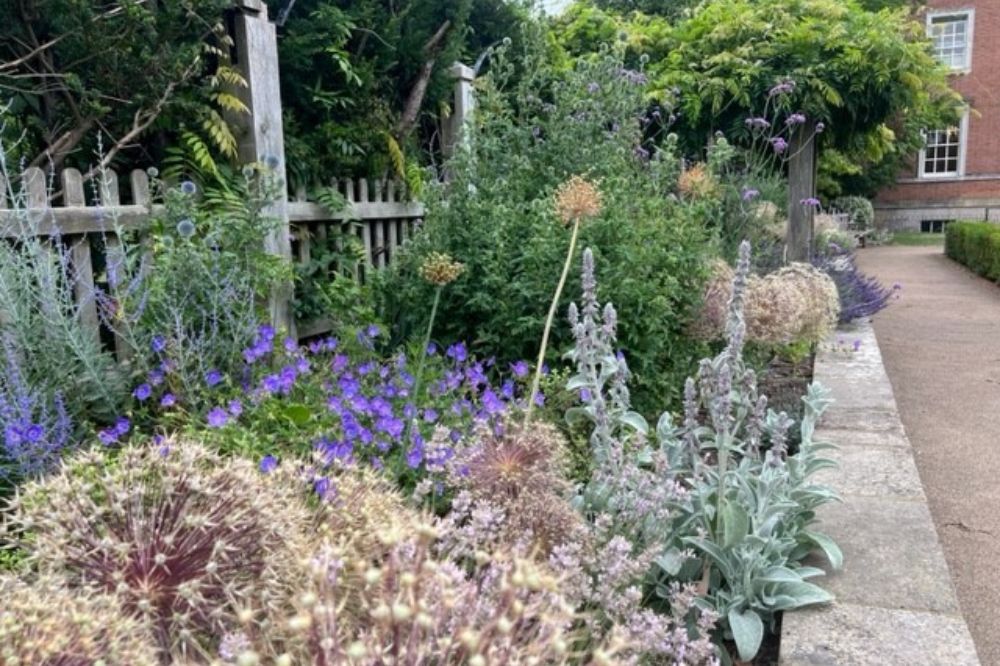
[{"x1": 565, "y1": 240, "x2": 843, "y2": 663}]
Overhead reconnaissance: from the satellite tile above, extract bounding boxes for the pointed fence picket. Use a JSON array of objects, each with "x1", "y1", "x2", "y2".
[{"x1": 0, "y1": 168, "x2": 424, "y2": 351}]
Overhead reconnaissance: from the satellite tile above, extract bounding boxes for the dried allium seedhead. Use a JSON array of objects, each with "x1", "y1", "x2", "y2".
[
  {"x1": 554, "y1": 175, "x2": 602, "y2": 225},
  {"x1": 0, "y1": 577, "x2": 159, "y2": 665},
  {"x1": 773, "y1": 263, "x2": 840, "y2": 342},
  {"x1": 4, "y1": 439, "x2": 312, "y2": 660},
  {"x1": 255, "y1": 531, "x2": 604, "y2": 665},
  {"x1": 450, "y1": 420, "x2": 583, "y2": 554},
  {"x1": 419, "y1": 252, "x2": 465, "y2": 286},
  {"x1": 678, "y1": 163, "x2": 718, "y2": 200}
]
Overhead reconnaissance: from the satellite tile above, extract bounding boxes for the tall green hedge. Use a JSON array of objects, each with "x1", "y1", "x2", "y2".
[{"x1": 945, "y1": 222, "x2": 1000, "y2": 281}]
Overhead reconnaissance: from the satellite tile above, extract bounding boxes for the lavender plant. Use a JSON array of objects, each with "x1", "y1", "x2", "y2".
[
  {"x1": 567, "y1": 242, "x2": 841, "y2": 662},
  {"x1": 813, "y1": 246, "x2": 895, "y2": 323},
  {"x1": 0, "y1": 136, "x2": 126, "y2": 424},
  {"x1": 0, "y1": 335, "x2": 73, "y2": 483}
]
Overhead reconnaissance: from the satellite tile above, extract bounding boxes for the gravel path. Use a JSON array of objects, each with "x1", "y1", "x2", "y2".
[{"x1": 856, "y1": 244, "x2": 1000, "y2": 664}]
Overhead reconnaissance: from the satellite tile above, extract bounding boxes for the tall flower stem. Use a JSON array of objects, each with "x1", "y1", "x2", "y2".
[
  {"x1": 411, "y1": 286, "x2": 442, "y2": 412},
  {"x1": 403, "y1": 285, "x2": 443, "y2": 454},
  {"x1": 526, "y1": 217, "x2": 582, "y2": 422}
]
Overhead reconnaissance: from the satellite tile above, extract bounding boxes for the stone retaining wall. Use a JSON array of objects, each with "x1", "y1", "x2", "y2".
[{"x1": 779, "y1": 321, "x2": 980, "y2": 665}]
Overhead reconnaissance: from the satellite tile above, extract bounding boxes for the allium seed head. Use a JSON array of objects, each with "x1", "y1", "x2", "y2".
[{"x1": 554, "y1": 175, "x2": 602, "y2": 225}]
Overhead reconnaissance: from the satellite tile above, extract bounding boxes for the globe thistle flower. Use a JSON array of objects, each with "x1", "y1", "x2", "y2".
[
  {"x1": 419, "y1": 252, "x2": 465, "y2": 286},
  {"x1": 176, "y1": 218, "x2": 196, "y2": 238},
  {"x1": 180, "y1": 180, "x2": 197, "y2": 195},
  {"x1": 553, "y1": 175, "x2": 602, "y2": 226}
]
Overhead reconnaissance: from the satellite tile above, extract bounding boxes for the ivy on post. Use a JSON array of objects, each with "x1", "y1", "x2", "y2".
[
  {"x1": 786, "y1": 119, "x2": 817, "y2": 263},
  {"x1": 228, "y1": 0, "x2": 296, "y2": 338}
]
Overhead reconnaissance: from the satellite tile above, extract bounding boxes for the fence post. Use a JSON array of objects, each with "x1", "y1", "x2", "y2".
[
  {"x1": 786, "y1": 120, "x2": 817, "y2": 263},
  {"x1": 443, "y1": 62, "x2": 476, "y2": 158},
  {"x1": 229, "y1": 0, "x2": 295, "y2": 337}
]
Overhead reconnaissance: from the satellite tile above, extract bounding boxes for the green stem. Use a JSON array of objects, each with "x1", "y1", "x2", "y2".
[
  {"x1": 526, "y1": 217, "x2": 582, "y2": 422},
  {"x1": 408, "y1": 286, "x2": 441, "y2": 433}
]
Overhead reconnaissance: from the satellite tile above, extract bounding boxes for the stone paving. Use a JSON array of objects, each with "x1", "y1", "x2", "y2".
[{"x1": 779, "y1": 321, "x2": 979, "y2": 666}]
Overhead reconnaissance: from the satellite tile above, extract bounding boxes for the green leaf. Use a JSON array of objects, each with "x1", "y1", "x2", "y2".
[
  {"x1": 620, "y1": 410, "x2": 649, "y2": 434},
  {"x1": 771, "y1": 581, "x2": 834, "y2": 610},
  {"x1": 282, "y1": 404, "x2": 313, "y2": 427},
  {"x1": 655, "y1": 547, "x2": 687, "y2": 576},
  {"x1": 728, "y1": 608, "x2": 764, "y2": 662},
  {"x1": 721, "y1": 502, "x2": 749, "y2": 549},
  {"x1": 803, "y1": 530, "x2": 843, "y2": 570}
]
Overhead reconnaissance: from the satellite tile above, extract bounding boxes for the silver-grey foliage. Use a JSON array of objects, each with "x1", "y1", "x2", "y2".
[{"x1": 566, "y1": 241, "x2": 842, "y2": 661}]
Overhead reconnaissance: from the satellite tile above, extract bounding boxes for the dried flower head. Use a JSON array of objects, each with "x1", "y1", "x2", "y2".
[
  {"x1": 3, "y1": 439, "x2": 313, "y2": 661},
  {"x1": 446, "y1": 419, "x2": 584, "y2": 555},
  {"x1": 419, "y1": 252, "x2": 465, "y2": 286},
  {"x1": 554, "y1": 175, "x2": 603, "y2": 225},
  {"x1": 0, "y1": 577, "x2": 159, "y2": 665},
  {"x1": 245, "y1": 529, "x2": 608, "y2": 664},
  {"x1": 678, "y1": 163, "x2": 718, "y2": 200}
]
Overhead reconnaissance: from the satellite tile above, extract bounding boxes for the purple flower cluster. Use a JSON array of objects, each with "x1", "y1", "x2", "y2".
[
  {"x1": 813, "y1": 249, "x2": 895, "y2": 323},
  {"x1": 744, "y1": 117, "x2": 771, "y2": 131},
  {"x1": 769, "y1": 79, "x2": 796, "y2": 97},
  {"x1": 0, "y1": 360, "x2": 73, "y2": 481}
]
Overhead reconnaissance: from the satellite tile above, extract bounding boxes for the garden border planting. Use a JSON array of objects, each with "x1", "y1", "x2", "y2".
[{"x1": 779, "y1": 321, "x2": 979, "y2": 665}]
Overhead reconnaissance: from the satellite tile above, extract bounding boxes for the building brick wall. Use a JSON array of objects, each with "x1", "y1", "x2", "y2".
[{"x1": 874, "y1": 0, "x2": 1000, "y2": 227}]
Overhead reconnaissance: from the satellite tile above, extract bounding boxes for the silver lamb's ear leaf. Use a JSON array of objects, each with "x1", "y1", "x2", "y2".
[
  {"x1": 655, "y1": 547, "x2": 687, "y2": 576},
  {"x1": 620, "y1": 410, "x2": 648, "y2": 434},
  {"x1": 728, "y1": 608, "x2": 764, "y2": 662},
  {"x1": 565, "y1": 375, "x2": 591, "y2": 391},
  {"x1": 803, "y1": 530, "x2": 843, "y2": 570},
  {"x1": 721, "y1": 502, "x2": 750, "y2": 549},
  {"x1": 770, "y1": 581, "x2": 834, "y2": 610}
]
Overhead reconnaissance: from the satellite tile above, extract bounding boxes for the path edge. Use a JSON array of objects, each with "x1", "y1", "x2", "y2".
[{"x1": 778, "y1": 320, "x2": 980, "y2": 666}]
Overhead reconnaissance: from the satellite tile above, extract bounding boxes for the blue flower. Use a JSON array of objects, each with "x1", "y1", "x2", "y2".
[
  {"x1": 423, "y1": 408, "x2": 438, "y2": 423},
  {"x1": 151, "y1": 335, "x2": 167, "y2": 353},
  {"x1": 510, "y1": 360, "x2": 529, "y2": 377},
  {"x1": 114, "y1": 417, "x2": 131, "y2": 436},
  {"x1": 24, "y1": 424, "x2": 44, "y2": 443},
  {"x1": 133, "y1": 383, "x2": 152, "y2": 401},
  {"x1": 258, "y1": 324, "x2": 276, "y2": 342},
  {"x1": 426, "y1": 342, "x2": 438, "y2": 356},
  {"x1": 98, "y1": 430, "x2": 117, "y2": 446},
  {"x1": 229, "y1": 399, "x2": 243, "y2": 417},
  {"x1": 262, "y1": 374, "x2": 281, "y2": 394},
  {"x1": 160, "y1": 393, "x2": 176, "y2": 408},
  {"x1": 204, "y1": 369, "x2": 223, "y2": 387},
  {"x1": 482, "y1": 389, "x2": 505, "y2": 416},
  {"x1": 446, "y1": 342, "x2": 467, "y2": 363},
  {"x1": 284, "y1": 337, "x2": 298, "y2": 353},
  {"x1": 176, "y1": 219, "x2": 196, "y2": 238},
  {"x1": 406, "y1": 446, "x2": 423, "y2": 469},
  {"x1": 741, "y1": 187, "x2": 760, "y2": 202},
  {"x1": 206, "y1": 407, "x2": 229, "y2": 428},
  {"x1": 148, "y1": 369, "x2": 164, "y2": 386},
  {"x1": 314, "y1": 476, "x2": 334, "y2": 499},
  {"x1": 180, "y1": 180, "x2": 197, "y2": 195},
  {"x1": 259, "y1": 455, "x2": 278, "y2": 474}
]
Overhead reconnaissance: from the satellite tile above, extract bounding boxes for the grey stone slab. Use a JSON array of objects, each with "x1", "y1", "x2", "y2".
[
  {"x1": 815, "y1": 428, "x2": 911, "y2": 450},
  {"x1": 819, "y1": 408, "x2": 905, "y2": 434},
  {"x1": 813, "y1": 445, "x2": 925, "y2": 500},
  {"x1": 781, "y1": 603, "x2": 980, "y2": 666},
  {"x1": 811, "y1": 496, "x2": 959, "y2": 614}
]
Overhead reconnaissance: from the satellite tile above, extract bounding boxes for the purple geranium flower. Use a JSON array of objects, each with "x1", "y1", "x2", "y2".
[
  {"x1": 446, "y1": 342, "x2": 467, "y2": 363},
  {"x1": 114, "y1": 416, "x2": 131, "y2": 436},
  {"x1": 259, "y1": 455, "x2": 278, "y2": 473},
  {"x1": 160, "y1": 393, "x2": 176, "y2": 408},
  {"x1": 206, "y1": 407, "x2": 229, "y2": 428},
  {"x1": 510, "y1": 360, "x2": 529, "y2": 377},
  {"x1": 151, "y1": 335, "x2": 167, "y2": 353},
  {"x1": 133, "y1": 383, "x2": 152, "y2": 401},
  {"x1": 228, "y1": 399, "x2": 243, "y2": 417}
]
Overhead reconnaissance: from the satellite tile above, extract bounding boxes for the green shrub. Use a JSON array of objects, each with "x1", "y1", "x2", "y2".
[
  {"x1": 831, "y1": 196, "x2": 874, "y2": 231},
  {"x1": 377, "y1": 48, "x2": 712, "y2": 415},
  {"x1": 946, "y1": 222, "x2": 1000, "y2": 280}
]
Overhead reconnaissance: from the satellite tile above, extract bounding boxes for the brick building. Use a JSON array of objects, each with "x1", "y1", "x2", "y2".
[{"x1": 875, "y1": 1, "x2": 1000, "y2": 231}]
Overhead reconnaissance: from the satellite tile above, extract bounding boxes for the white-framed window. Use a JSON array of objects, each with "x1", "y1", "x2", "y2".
[
  {"x1": 927, "y1": 10, "x2": 974, "y2": 71},
  {"x1": 919, "y1": 112, "x2": 969, "y2": 179}
]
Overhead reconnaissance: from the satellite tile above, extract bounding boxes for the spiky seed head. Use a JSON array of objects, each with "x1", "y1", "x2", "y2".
[
  {"x1": 554, "y1": 175, "x2": 602, "y2": 225},
  {"x1": 419, "y1": 252, "x2": 465, "y2": 286}
]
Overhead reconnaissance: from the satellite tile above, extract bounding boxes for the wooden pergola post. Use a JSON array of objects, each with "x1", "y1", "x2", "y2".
[
  {"x1": 787, "y1": 120, "x2": 817, "y2": 263},
  {"x1": 229, "y1": 0, "x2": 295, "y2": 337}
]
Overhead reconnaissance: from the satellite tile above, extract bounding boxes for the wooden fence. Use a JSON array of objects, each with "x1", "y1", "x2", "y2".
[{"x1": 0, "y1": 166, "x2": 424, "y2": 346}]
